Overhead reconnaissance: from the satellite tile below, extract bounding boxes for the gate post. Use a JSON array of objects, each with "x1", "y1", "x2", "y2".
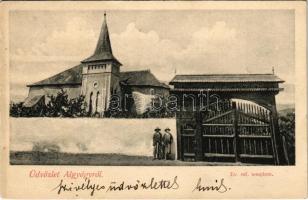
[
  {"x1": 270, "y1": 102, "x2": 288, "y2": 165},
  {"x1": 176, "y1": 116, "x2": 182, "y2": 160},
  {"x1": 195, "y1": 111, "x2": 204, "y2": 161},
  {"x1": 232, "y1": 102, "x2": 240, "y2": 162}
]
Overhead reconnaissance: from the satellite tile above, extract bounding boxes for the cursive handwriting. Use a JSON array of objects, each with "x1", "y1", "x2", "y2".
[
  {"x1": 52, "y1": 178, "x2": 105, "y2": 196},
  {"x1": 107, "y1": 176, "x2": 179, "y2": 192},
  {"x1": 52, "y1": 176, "x2": 231, "y2": 196},
  {"x1": 192, "y1": 178, "x2": 230, "y2": 193},
  {"x1": 52, "y1": 176, "x2": 179, "y2": 196}
]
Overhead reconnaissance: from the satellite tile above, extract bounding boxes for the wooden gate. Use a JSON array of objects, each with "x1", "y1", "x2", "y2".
[
  {"x1": 202, "y1": 100, "x2": 275, "y2": 163},
  {"x1": 178, "y1": 111, "x2": 198, "y2": 161},
  {"x1": 179, "y1": 99, "x2": 276, "y2": 164},
  {"x1": 181, "y1": 124, "x2": 197, "y2": 161}
]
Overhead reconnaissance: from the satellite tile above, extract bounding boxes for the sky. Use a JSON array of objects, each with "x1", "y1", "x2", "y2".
[{"x1": 9, "y1": 10, "x2": 295, "y2": 105}]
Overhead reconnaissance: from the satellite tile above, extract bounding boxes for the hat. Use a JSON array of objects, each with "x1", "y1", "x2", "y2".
[
  {"x1": 165, "y1": 128, "x2": 171, "y2": 131},
  {"x1": 155, "y1": 127, "x2": 161, "y2": 131}
]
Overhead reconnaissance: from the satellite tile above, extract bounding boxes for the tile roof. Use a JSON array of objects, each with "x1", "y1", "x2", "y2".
[
  {"x1": 82, "y1": 53, "x2": 121, "y2": 65},
  {"x1": 170, "y1": 74, "x2": 284, "y2": 84},
  {"x1": 27, "y1": 64, "x2": 83, "y2": 86},
  {"x1": 120, "y1": 70, "x2": 169, "y2": 88},
  {"x1": 28, "y1": 66, "x2": 169, "y2": 89}
]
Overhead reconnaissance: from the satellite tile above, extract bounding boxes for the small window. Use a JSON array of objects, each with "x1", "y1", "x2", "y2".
[{"x1": 93, "y1": 82, "x2": 98, "y2": 88}]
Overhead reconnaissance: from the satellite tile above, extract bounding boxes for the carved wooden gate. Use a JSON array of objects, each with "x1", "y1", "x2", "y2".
[
  {"x1": 179, "y1": 99, "x2": 276, "y2": 164},
  {"x1": 178, "y1": 111, "x2": 198, "y2": 161}
]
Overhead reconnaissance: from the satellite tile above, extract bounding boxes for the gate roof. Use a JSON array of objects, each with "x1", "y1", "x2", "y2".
[{"x1": 170, "y1": 74, "x2": 284, "y2": 84}]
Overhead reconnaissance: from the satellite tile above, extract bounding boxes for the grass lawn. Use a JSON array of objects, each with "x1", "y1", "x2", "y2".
[{"x1": 10, "y1": 151, "x2": 258, "y2": 166}]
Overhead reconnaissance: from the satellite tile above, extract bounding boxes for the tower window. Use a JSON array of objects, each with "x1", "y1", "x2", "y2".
[{"x1": 88, "y1": 64, "x2": 107, "y2": 70}]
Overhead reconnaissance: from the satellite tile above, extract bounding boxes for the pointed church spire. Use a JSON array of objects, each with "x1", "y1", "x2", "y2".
[
  {"x1": 82, "y1": 12, "x2": 121, "y2": 65},
  {"x1": 94, "y1": 11, "x2": 112, "y2": 55}
]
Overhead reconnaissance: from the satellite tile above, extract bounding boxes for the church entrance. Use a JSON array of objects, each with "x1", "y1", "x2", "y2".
[{"x1": 178, "y1": 99, "x2": 276, "y2": 164}]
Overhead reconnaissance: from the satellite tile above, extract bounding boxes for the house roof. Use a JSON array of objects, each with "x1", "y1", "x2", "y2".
[
  {"x1": 170, "y1": 74, "x2": 284, "y2": 84},
  {"x1": 23, "y1": 95, "x2": 44, "y2": 108},
  {"x1": 81, "y1": 13, "x2": 121, "y2": 65},
  {"x1": 120, "y1": 70, "x2": 169, "y2": 88},
  {"x1": 28, "y1": 65, "x2": 169, "y2": 89}
]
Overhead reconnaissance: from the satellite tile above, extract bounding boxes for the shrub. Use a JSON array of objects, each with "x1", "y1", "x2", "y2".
[
  {"x1": 10, "y1": 90, "x2": 87, "y2": 117},
  {"x1": 10, "y1": 102, "x2": 24, "y2": 117},
  {"x1": 45, "y1": 90, "x2": 87, "y2": 117},
  {"x1": 279, "y1": 111, "x2": 295, "y2": 165}
]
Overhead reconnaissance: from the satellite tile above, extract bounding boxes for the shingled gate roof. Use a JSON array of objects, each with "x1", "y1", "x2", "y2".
[{"x1": 170, "y1": 74, "x2": 284, "y2": 84}]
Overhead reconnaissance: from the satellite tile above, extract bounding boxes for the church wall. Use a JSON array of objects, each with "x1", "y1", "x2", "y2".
[
  {"x1": 110, "y1": 73, "x2": 121, "y2": 95},
  {"x1": 81, "y1": 73, "x2": 111, "y2": 114},
  {"x1": 130, "y1": 86, "x2": 170, "y2": 98},
  {"x1": 28, "y1": 85, "x2": 81, "y2": 99},
  {"x1": 81, "y1": 61, "x2": 122, "y2": 116}
]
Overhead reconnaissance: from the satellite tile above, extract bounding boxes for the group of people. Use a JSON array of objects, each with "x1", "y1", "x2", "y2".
[{"x1": 153, "y1": 127, "x2": 173, "y2": 160}]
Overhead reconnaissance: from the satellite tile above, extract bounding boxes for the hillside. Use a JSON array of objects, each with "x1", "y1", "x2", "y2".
[{"x1": 277, "y1": 104, "x2": 295, "y2": 116}]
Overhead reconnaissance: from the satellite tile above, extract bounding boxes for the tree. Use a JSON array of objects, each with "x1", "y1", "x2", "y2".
[
  {"x1": 10, "y1": 102, "x2": 24, "y2": 117},
  {"x1": 45, "y1": 90, "x2": 87, "y2": 117},
  {"x1": 10, "y1": 90, "x2": 87, "y2": 117},
  {"x1": 279, "y1": 111, "x2": 295, "y2": 164}
]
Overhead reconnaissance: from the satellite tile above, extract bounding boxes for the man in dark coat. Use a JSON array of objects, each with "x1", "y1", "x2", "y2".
[
  {"x1": 162, "y1": 128, "x2": 173, "y2": 160},
  {"x1": 153, "y1": 127, "x2": 162, "y2": 160}
]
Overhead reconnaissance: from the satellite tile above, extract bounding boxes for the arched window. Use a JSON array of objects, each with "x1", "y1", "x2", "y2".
[
  {"x1": 88, "y1": 92, "x2": 93, "y2": 115},
  {"x1": 95, "y1": 91, "x2": 100, "y2": 113}
]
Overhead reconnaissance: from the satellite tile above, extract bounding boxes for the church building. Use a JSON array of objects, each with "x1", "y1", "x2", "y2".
[{"x1": 24, "y1": 13, "x2": 169, "y2": 116}]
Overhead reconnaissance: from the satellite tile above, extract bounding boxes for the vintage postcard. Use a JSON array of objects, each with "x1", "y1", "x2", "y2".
[{"x1": 0, "y1": 1, "x2": 307, "y2": 199}]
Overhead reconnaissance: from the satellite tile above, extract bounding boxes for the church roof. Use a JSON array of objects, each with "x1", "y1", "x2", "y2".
[
  {"x1": 170, "y1": 74, "x2": 284, "y2": 84},
  {"x1": 27, "y1": 64, "x2": 83, "y2": 86},
  {"x1": 27, "y1": 65, "x2": 169, "y2": 89},
  {"x1": 81, "y1": 13, "x2": 121, "y2": 65},
  {"x1": 120, "y1": 70, "x2": 169, "y2": 88}
]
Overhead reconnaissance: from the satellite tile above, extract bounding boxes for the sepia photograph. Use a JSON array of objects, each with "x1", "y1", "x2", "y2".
[
  {"x1": 9, "y1": 9, "x2": 295, "y2": 166},
  {"x1": 1, "y1": 1, "x2": 307, "y2": 199}
]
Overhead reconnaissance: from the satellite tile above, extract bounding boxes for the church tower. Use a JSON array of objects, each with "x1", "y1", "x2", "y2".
[{"x1": 81, "y1": 13, "x2": 122, "y2": 117}]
